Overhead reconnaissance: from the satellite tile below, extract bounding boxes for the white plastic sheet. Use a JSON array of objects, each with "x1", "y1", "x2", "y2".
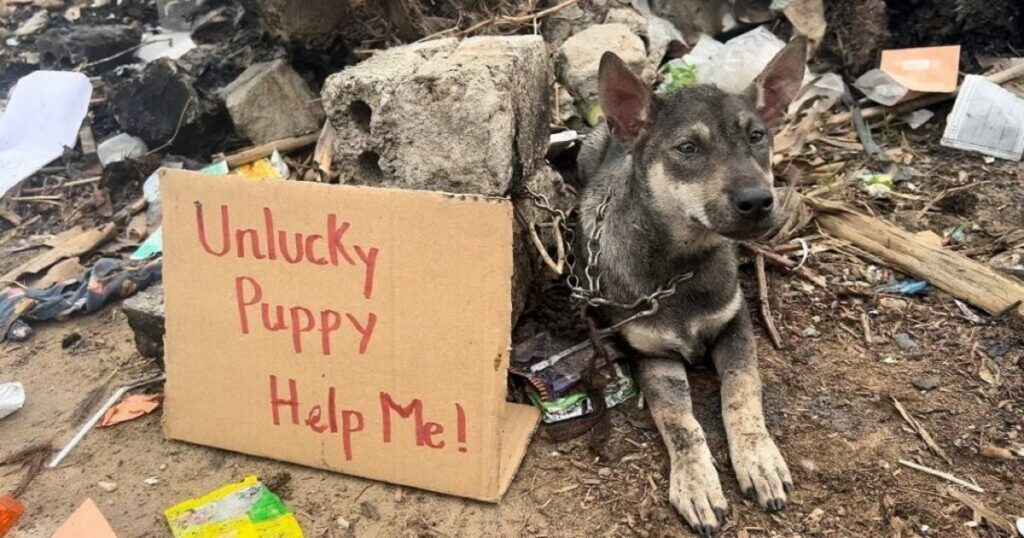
[
  {"x1": 0, "y1": 381, "x2": 26, "y2": 420},
  {"x1": 0, "y1": 71, "x2": 93, "y2": 197}
]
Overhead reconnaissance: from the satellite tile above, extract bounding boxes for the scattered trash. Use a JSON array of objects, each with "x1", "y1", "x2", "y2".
[
  {"x1": 0, "y1": 71, "x2": 93, "y2": 197},
  {"x1": 52, "y1": 498, "x2": 116, "y2": 538},
  {"x1": 164, "y1": 476, "x2": 303, "y2": 537},
  {"x1": 900, "y1": 108, "x2": 934, "y2": 129},
  {"x1": 858, "y1": 170, "x2": 894, "y2": 198},
  {"x1": 941, "y1": 75, "x2": 1024, "y2": 161},
  {"x1": 100, "y1": 393, "x2": 161, "y2": 427},
  {"x1": 0, "y1": 382, "x2": 25, "y2": 421},
  {"x1": 658, "y1": 60, "x2": 697, "y2": 94},
  {"x1": 854, "y1": 69, "x2": 909, "y2": 106},
  {"x1": 49, "y1": 375, "x2": 165, "y2": 468},
  {"x1": 97, "y1": 133, "x2": 148, "y2": 167},
  {"x1": 880, "y1": 45, "x2": 960, "y2": 94},
  {"x1": 231, "y1": 149, "x2": 289, "y2": 180},
  {"x1": 37, "y1": 25, "x2": 142, "y2": 71},
  {"x1": 526, "y1": 363, "x2": 638, "y2": 424},
  {"x1": 1, "y1": 257, "x2": 162, "y2": 342},
  {"x1": 0, "y1": 495, "x2": 24, "y2": 536},
  {"x1": 878, "y1": 279, "x2": 930, "y2": 295},
  {"x1": 911, "y1": 377, "x2": 940, "y2": 391},
  {"x1": 547, "y1": 130, "x2": 578, "y2": 159},
  {"x1": 136, "y1": 32, "x2": 196, "y2": 63}
]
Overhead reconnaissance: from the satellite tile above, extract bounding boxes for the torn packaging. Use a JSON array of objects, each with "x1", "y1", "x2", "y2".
[{"x1": 161, "y1": 170, "x2": 538, "y2": 502}]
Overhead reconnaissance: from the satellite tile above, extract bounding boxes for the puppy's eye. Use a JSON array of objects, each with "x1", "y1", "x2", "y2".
[
  {"x1": 749, "y1": 129, "x2": 766, "y2": 144},
  {"x1": 677, "y1": 142, "x2": 698, "y2": 155}
]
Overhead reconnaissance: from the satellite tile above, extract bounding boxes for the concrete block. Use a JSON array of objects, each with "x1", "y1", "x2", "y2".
[
  {"x1": 321, "y1": 35, "x2": 550, "y2": 196},
  {"x1": 556, "y1": 23, "x2": 648, "y2": 113},
  {"x1": 122, "y1": 283, "x2": 165, "y2": 365},
  {"x1": 222, "y1": 59, "x2": 325, "y2": 145}
]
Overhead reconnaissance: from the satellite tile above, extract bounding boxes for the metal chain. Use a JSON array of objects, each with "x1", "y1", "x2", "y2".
[{"x1": 522, "y1": 185, "x2": 694, "y2": 332}]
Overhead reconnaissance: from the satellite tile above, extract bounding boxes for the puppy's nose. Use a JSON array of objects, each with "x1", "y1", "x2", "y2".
[{"x1": 733, "y1": 188, "x2": 774, "y2": 220}]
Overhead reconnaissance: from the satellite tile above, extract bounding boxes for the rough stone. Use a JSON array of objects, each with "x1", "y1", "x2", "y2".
[
  {"x1": 322, "y1": 35, "x2": 549, "y2": 195},
  {"x1": 110, "y1": 59, "x2": 228, "y2": 156},
  {"x1": 122, "y1": 283, "x2": 165, "y2": 365},
  {"x1": 221, "y1": 59, "x2": 324, "y2": 145},
  {"x1": 911, "y1": 377, "x2": 940, "y2": 391},
  {"x1": 37, "y1": 25, "x2": 141, "y2": 71},
  {"x1": 894, "y1": 332, "x2": 918, "y2": 352},
  {"x1": 259, "y1": 0, "x2": 351, "y2": 49},
  {"x1": 604, "y1": 8, "x2": 648, "y2": 40},
  {"x1": 556, "y1": 23, "x2": 649, "y2": 114}
]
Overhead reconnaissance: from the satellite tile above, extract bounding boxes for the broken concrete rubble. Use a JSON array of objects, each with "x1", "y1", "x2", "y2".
[
  {"x1": 322, "y1": 35, "x2": 549, "y2": 196},
  {"x1": 221, "y1": 59, "x2": 324, "y2": 145},
  {"x1": 37, "y1": 25, "x2": 141, "y2": 70},
  {"x1": 110, "y1": 59, "x2": 228, "y2": 156},
  {"x1": 122, "y1": 283, "x2": 165, "y2": 364},
  {"x1": 258, "y1": 0, "x2": 351, "y2": 49},
  {"x1": 556, "y1": 23, "x2": 649, "y2": 114}
]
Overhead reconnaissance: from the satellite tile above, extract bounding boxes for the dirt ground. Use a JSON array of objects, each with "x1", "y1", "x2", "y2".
[{"x1": 2, "y1": 137, "x2": 1023, "y2": 537}]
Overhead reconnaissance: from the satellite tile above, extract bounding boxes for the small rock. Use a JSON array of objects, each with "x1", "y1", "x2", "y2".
[
  {"x1": 158, "y1": 463, "x2": 168, "y2": 471},
  {"x1": 802, "y1": 326, "x2": 819, "y2": 337},
  {"x1": 894, "y1": 333, "x2": 918, "y2": 352},
  {"x1": 604, "y1": 8, "x2": 648, "y2": 39},
  {"x1": 144, "y1": 477, "x2": 159, "y2": 485},
  {"x1": 798, "y1": 458, "x2": 817, "y2": 472},
  {"x1": 911, "y1": 377, "x2": 940, "y2": 391},
  {"x1": 556, "y1": 24, "x2": 649, "y2": 113},
  {"x1": 337, "y1": 516, "x2": 350, "y2": 530},
  {"x1": 15, "y1": 11, "x2": 49, "y2": 36},
  {"x1": 597, "y1": 467, "x2": 612, "y2": 477},
  {"x1": 221, "y1": 59, "x2": 325, "y2": 145},
  {"x1": 61, "y1": 332, "x2": 82, "y2": 349},
  {"x1": 97, "y1": 481, "x2": 117, "y2": 492}
]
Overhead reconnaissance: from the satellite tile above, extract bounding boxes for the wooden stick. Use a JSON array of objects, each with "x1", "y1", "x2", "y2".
[
  {"x1": 742, "y1": 242, "x2": 828, "y2": 288},
  {"x1": 62, "y1": 176, "x2": 102, "y2": 189},
  {"x1": 754, "y1": 252, "x2": 784, "y2": 350},
  {"x1": 222, "y1": 132, "x2": 320, "y2": 168},
  {"x1": 892, "y1": 397, "x2": 950, "y2": 464},
  {"x1": 898, "y1": 459, "x2": 984, "y2": 493},
  {"x1": 810, "y1": 198, "x2": 1024, "y2": 318},
  {"x1": 827, "y1": 63, "x2": 1024, "y2": 127},
  {"x1": 946, "y1": 487, "x2": 1018, "y2": 535}
]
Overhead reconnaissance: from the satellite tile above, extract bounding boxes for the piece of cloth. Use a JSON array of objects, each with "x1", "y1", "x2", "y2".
[{"x1": 0, "y1": 257, "x2": 162, "y2": 342}]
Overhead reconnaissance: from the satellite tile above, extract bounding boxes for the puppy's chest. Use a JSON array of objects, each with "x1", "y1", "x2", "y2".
[{"x1": 620, "y1": 287, "x2": 742, "y2": 361}]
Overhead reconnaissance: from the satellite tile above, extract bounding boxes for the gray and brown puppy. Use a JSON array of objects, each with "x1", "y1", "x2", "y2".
[{"x1": 575, "y1": 38, "x2": 807, "y2": 535}]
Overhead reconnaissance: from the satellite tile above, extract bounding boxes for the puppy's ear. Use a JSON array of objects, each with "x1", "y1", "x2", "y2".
[
  {"x1": 598, "y1": 52, "x2": 651, "y2": 146},
  {"x1": 748, "y1": 37, "x2": 807, "y2": 125}
]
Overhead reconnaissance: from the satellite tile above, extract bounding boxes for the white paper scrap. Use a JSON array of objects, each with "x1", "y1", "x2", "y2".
[{"x1": 0, "y1": 71, "x2": 93, "y2": 197}]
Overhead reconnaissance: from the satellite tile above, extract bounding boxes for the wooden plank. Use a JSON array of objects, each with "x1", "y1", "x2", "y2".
[{"x1": 810, "y1": 198, "x2": 1024, "y2": 318}]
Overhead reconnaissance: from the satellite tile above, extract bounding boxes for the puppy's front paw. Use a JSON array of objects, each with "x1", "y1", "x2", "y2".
[
  {"x1": 730, "y1": 434, "x2": 793, "y2": 512},
  {"x1": 669, "y1": 449, "x2": 729, "y2": 537}
]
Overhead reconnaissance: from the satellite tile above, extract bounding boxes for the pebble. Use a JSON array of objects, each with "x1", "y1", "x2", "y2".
[
  {"x1": 894, "y1": 333, "x2": 917, "y2": 352},
  {"x1": 597, "y1": 467, "x2": 611, "y2": 477},
  {"x1": 802, "y1": 326, "x2": 819, "y2": 337},
  {"x1": 144, "y1": 477, "x2": 159, "y2": 485},
  {"x1": 159, "y1": 463, "x2": 167, "y2": 471},
  {"x1": 798, "y1": 458, "x2": 817, "y2": 472},
  {"x1": 337, "y1": 516, "x2": 350, "y2": 530},
  {"x1": 912, "y1": 377, "x2": 940, "y2": 391},
  {"x1": 97, "y1": 481, "x2": 117, "y2": 492}
]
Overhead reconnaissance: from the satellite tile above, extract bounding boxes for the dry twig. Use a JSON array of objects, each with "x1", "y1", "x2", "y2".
[
  {"x1": 898, "y1": 459, "x2": 983, "y2": 493},
  {"x1": 892, "y1": 397, "x2": 950, "y2": 464},
  {"x1": 754, "y1": 252, "x2": 784, "y2": 349}
]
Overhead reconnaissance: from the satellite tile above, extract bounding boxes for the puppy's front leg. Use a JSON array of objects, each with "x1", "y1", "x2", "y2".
[
  {"x1": 637, "y1": 358, "x2": 728, "y2": 536},
  {"x1": 712, "y1": 306, "x2": 793, "y2": 512}
]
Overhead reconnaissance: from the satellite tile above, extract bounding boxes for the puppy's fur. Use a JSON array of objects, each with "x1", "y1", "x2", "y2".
[{"x1": 575, "y1": 39, "x2": 807, "y2": 536}]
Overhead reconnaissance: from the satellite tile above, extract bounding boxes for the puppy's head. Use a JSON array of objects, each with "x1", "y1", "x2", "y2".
[{"x1": 598, "y1": 38, "x2": 806, "y2": 241}]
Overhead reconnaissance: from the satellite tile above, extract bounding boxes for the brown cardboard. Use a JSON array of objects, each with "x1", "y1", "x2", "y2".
[
  {"x1": 880, "y1": 45, "x2": 961, "y2": 94},
  {"x1": 160, "y1": 169, "x2": 538, "y2": 502}
]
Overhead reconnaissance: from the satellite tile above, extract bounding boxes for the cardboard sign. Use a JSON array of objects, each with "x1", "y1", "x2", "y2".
[
  {"x1": 880, "y1": 45, "x2": 961, "y2": 94},
  {"x1": 160, "y1": 170, "x2": 538, "y2": 501}
]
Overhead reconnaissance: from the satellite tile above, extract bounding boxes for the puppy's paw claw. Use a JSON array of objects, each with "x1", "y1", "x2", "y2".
[
  {"x1": 731, "y1": 435, "x2": 793, "y2": 513},
  {"x1": 668, "y1": 454, "x2": 729, "y2": 535}
]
